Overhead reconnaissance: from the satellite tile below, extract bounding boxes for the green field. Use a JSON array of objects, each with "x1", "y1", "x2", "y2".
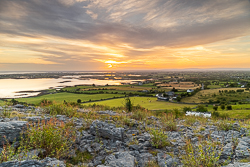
[
  {"x1": 181, "y1": 88, "x2": 249, "y2": 103},
  {"x1": 218, "y1": 109, "x2": 250, "y2": 119},
  {"x1": 17, "y1": 92, "x2": 125, "y2": 105},
  {"x1": 83, "y1": 97, "x2": 195, "y2": 110},
  {"x1": 207, "y1": 85, "x2": 222, "y2": 89}
]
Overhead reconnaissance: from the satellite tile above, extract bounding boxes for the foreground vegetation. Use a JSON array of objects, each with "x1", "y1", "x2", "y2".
[{"x1": 1, "y1": 99, "x2": 250, "y2": 166}]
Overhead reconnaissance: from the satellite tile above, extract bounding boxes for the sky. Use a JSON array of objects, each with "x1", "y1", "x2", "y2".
[{"x1": 0, "y1": 0, "x2": 250, "y2": 71}]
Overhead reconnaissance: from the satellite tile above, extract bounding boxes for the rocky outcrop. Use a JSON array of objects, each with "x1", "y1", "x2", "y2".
[
  {"x1": 90, "y1": 120, "x2": 125, "y2": 142},
  {"x1": 0, "y1": 121, "x2": 27, "y2": 145},
  {"x1": 1, "y1": 113, "x2": 250, "y2": 167},
  {"x1": 224, "y1": 162, "x2": 250, "y2": 167},
  {"x1": 104, "y1": 152, "x2": 135, "y2": 167},
  {"x1": 0, "y1": 157, "x2": 65, "y2": 167}
]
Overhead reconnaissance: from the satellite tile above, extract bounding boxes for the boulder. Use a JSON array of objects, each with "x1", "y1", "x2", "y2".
[
  {"x1": 105, "y1": 152, "x2": 135, "y2": 167},
  {"x1": 0, "y1": 160, "x2": 44, "y2": 167},
  {"x1": 0, "y1": 121, "x2": 27, "y2": 145},
  {"x1": 0, "y1": 157, "x2": 65, "y2": 167},
  {"x1": 224, "y1": 162, "x2": 250, "y2": 167},
  {"x1": 90, "y1": 120, "x2": 125, "y2": 142}
]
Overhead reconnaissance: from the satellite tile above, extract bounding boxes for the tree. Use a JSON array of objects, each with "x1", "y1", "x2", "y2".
[
  {"x1": 226, "y1": 105, "x2": 232, "y2": 110},
  {"x1": 213, "y1": 106, "x2": 218, "y2": 111},
  {"x1": 124, "y1": 97, "x2": 133, "y2": 112},
  {"x1": 183, "y1": 107, "x2": 192, "y2": 113},
  {"x1": 196, "y1": 105, "x2": 208, "y2": 113},
  {"x1": 77, "y1": 99, "x2": 82, "y2": 103},
  {"x1": 11, "y1": 98, "x2": 18, "y2": 105},
  {"x1": 176, "y1": 96, "x2": 181, "y2": 102},
  {"x1": 220, "y1": 104, "x2": 225, "y2": 110},
  {"x1": 172, "y1": 87, "x2": 178, "y2": 92}
]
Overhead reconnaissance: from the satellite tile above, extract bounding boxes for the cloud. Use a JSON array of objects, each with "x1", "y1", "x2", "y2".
[{"x1": 0, "y1": 0, "x2": 250, "y2": 70}]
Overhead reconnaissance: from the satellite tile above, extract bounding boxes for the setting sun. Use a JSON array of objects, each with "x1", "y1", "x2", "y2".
[{"x1": 108, "y1": 64, "x2": 113, "y2": 68}]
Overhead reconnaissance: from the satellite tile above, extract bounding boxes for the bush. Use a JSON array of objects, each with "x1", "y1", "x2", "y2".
[
  {"x1": 10, "y1": 99, "x2": 18, "y2": 105},
  {"x1": 77, "y1": 99, "x2": 82, "y2": 103},
  {"x1": 220, "y1": 104, "x2": 225, "y2": 110},
  {"x1": 163, "y1": 120, "x2": 177, "y2": 131},
  {"x1": 172, "y1": 108, "x2": 185, "y2": 119},
  {"x1": 196, "y1": 105, "x2": 208, "y2": 113},
  {"x1": 184, "y1": 116, "x2": 197, "y2": 126},
  {"x1": 149, "y1": 128, "x2": 169, "y2": 149},
  {"x1": 226, "y1": 105, "x2": 232, "y2": 110},
  {"x1": 40, "y1": 99, "x2": 53, "y2": 106},
  {"x1": 180, "y1": 139, "x2": 222, "y2": 167},
  {"x1": 0, "y1": 137, "x2": 17, "y2": 163},
  {"x1": 212, "y1": 111, "x2": 229, "y2": 120},
  {"x1": 131, "y1": 110, "x2": 147, "y2": 120},
  {"x1": 183, "y1": 107, "x2": 192, "y2": 113},
  {"x1": 213, "y1": 106, "x2": 218, "y2": 111},
  {"x1": 172, "y1": 87, "x2": 178, "y2": 92},
  {"x1": 68, "y1": 150, "x2": 93, "y2": 165},
  {"x1": 211, "y1": 111, "x2": 220, "y2": 118},
  {"x1": 21, "y1": 118, "x2": 76, "y2": 159},
  {"x1": 217, "y1": 121, "x2": 232, "y2": 131},
  {"x1": 124, "y1": 97, "x2": 133, "y2": 112}
]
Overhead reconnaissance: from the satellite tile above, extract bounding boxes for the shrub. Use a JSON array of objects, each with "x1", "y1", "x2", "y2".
[
  {"x1": 0, "y1": 137, "x2": 16, "y2": 163},
  {"x1": 180, "y1": 139, "x2": 223, "y2": 167},
  {"x1": 196, "y1": 105, "x2": 208, "y2": 113},
  {"x1": 236, "y1": 89, "x2": 244, "y2": 92},
  {"x1": 217, "y1": 121, "x2": 232, "y2": 131},
  {"x1": 184, "y1": 116, "x2": 197, "y2": 126},
  {"x1": 220, "y1": 104, "x2": 225, "y2": 110},
  {"x1": 213, "y1": 106, "x2": 218, "y2": 111},
  {"x1": 226, "y1": 105, "x2": 232, "y2": 110},
  {"x1": 163, "y1": 120, "x2": 177, "y2": 131},
  {"x1": 10, "y1": 99, "x2": 18, "y2": 105},
  {"x1": 211, "y1": 111, "x2": 220, "y2": 118},
  {"x1": 21, "y1": 118, "x2": 76, "y2": 159},
  {"x1": 124, "y1": 97, "x2": 133, "y2": 112},
  {"x1": 40, "y1": 99, "x2": 53, "y2": 106},
  {"x1": 149, "y1": 128, "x2": 169, "y2": 149},
  {"x1": 172, "y1": 87, "x2": 178, "y2": 92},
  {"x1": 68, "y1": 150, "x2": 93, "y2": 165},
  {"x1": 131, "y1": 110, "x2": 147, "y2": 121},
  {"x1": 183, "y1": 107, "x2": 192, "y2": 113},
  {"x1": 172, "y1": 108, "x2": 185, "y2": 119},
  {"x1": 77, "y1": 99, "x2": 82, "y2": 103}
]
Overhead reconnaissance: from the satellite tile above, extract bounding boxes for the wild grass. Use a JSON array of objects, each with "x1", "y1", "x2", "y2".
[
  {"x1": 148, "y1": 128, "x2": 170, "y2": 149},
  {"x1": 21, "y1": 118, "x2": 76, "y2": 159},
  {"x1": 180, "y1": 139, "x2": 223, "y2": 167},
  {"x1": 42, "y1": 103, "x2": 78, "y2": 117}
]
